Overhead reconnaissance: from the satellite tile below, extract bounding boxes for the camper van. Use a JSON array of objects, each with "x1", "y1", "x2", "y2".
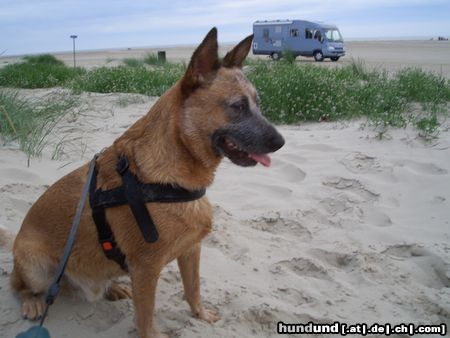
[{"x1": 252, "y1": 20, "x2": 345, "y2": 62}]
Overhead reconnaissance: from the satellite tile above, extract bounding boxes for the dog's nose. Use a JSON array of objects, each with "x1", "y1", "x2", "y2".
[{"x1": 270, "y1": 132, "x2": 285, "y2": 152}]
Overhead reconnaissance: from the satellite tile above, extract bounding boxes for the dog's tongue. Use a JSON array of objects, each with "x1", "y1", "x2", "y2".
[{"x1": 249, "y1": 153, "x2": 271, "y2": 167}]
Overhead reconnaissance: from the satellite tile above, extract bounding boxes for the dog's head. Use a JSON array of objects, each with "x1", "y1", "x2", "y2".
[{"x1": 179, "y1": 28, "x2": 284, "y2": 168}]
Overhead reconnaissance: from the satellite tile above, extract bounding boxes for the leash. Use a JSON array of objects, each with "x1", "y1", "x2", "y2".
[
  {"x1": 17, "y1": 152, "x2": 206, "y2": 337},
  {"x1": 16, "y1": 154, "x2": 98, "y2": 338}
]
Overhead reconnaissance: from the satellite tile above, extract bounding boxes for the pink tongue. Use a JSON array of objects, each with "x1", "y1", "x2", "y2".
[{"x1": 249, "y1": 153, "x2": 271, "y2": 167}]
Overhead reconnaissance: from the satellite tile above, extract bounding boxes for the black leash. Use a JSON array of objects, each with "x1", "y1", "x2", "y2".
[
  {"x1": 17, "y1": 151, "x2": 206, "y2": 337},
  {"x1": 40, "y1": 154, "x2": 98, "y2": 328}
]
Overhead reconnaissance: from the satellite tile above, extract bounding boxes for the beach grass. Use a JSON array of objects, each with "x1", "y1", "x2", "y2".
[
  {"x1": 122, "y1": 58, "x2": 144, "y2": 68},
  {"x1": 0, "y1": 54, "x2": 84, "y2": 88},
  {"x1": 246, "y1": 61, "x2": 449, "y2": 136},
  {"x1": 0, "y1": 89, "x2": 76, "y2": 164},
  {"x1": 70, "y1": 64, "x2": 184, "y2": 96},
  {"x1": 0, "y1": 54, "x2": 449, "y2": 137},
  {"x1": 143, "y1": 53, "x2": 165, "y2": 65}
]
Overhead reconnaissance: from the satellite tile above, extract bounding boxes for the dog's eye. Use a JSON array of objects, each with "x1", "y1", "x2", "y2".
[{"x1": 231, "y1": 97, "x2": 249, "y2": 113}]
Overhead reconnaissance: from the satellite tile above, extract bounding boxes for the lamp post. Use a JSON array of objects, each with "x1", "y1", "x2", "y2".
[{"x1": 70, "y1": 35, "x2": 77, "y2": 68}]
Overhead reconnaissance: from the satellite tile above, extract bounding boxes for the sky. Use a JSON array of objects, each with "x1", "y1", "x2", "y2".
[{"x1": 1, "y1": 0, "x2": 449, "y2": 56}]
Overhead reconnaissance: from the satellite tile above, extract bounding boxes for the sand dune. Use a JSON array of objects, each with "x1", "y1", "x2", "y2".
[{"x1": 0, "y1": 90, "x2": 449, "y2": 337}]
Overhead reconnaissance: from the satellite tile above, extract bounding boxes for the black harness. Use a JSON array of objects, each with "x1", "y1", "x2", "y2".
[{"x1": 89, "y1": 155, "x2": 206, "y2": 271}]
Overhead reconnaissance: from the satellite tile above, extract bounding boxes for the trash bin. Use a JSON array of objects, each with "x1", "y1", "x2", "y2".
[{"x1": 157, "y1": 51, "x2": 166, "y2": 63}]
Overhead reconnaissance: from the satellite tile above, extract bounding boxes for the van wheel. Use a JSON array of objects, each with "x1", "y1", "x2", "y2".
[
  {"x1": 271, "y1": 52, "x2": 280, "y2": 61},
  {"x1": 330, "y1": 57, "x2": 340, "y2": 62},
  {"x1": 313, "y1": 51, "x2": 324, "y2": 62}
]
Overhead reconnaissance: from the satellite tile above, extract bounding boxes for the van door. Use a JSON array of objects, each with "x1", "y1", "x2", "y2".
[
  {"x1": 285, "y1": 25, "x2": 300, "y2": 54},
  {"x1": 303, "y1": 27, "x2": 323, "y2": 56}
]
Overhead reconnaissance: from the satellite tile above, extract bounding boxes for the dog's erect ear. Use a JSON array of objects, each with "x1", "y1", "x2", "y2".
[
  {"x1": 181, "y1": 27, "x2": 219, "y2": 95},
  {"x1": 222, "y1": 34, "x2": 253, "y2": 68}
]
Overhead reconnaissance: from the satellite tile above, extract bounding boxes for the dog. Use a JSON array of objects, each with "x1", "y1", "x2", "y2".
[{"x1": 10, "y1": 27, "x2": 285, "y2": 338}]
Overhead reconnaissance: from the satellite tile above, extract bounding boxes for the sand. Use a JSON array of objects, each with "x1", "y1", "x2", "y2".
[
  {"x1": 0, "y1": 86, "x2": 449, "y2": 337},
  {"x1": 1, "y1": 40, "x2": 450, "y2": 78}
]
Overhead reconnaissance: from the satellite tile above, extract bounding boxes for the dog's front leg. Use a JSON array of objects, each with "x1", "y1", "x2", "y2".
[
  {"x1": 130, "y1": 264, "x2": 168, "y2": 338},
  {"x1": 177, "y1": 243, "x2": 220, "y2": 323}
]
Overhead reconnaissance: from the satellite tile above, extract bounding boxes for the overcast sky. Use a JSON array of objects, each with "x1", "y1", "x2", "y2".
[{"x1": 1, "y1": 0, "x2": 449, "y2": 56}]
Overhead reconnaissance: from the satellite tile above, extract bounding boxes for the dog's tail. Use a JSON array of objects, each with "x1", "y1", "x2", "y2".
[{"x1": 0, "y1": 226, "x2": 14, "y2": 251}]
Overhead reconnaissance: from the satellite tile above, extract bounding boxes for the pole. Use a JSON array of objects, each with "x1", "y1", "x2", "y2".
[
  {"x1": 72, "y1": 38, "x2": 76, "y2": 68},
  {"x1": 70, "y1": 35, "x2": 77, "y2": 69}
]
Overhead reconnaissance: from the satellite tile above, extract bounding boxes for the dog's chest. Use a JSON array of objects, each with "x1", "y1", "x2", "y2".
[{"x1": 161, "y1": 197, "x2": 213, "y2": 261}]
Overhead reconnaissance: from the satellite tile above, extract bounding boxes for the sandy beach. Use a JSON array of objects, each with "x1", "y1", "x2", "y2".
[
  {"x1": 0, "y1": 42, "x2": 450, "y2": 338},
  {"x1": 1, "y1": 40, "x2": 450, "y2": 78}
]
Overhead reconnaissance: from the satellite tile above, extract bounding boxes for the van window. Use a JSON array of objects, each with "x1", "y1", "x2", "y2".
[
  {"x1": 314, "y1": 30, "x2": 323, "y2": 42},
  {"x1": 324, "y1": 29, "x2": 343, "y2": 42},
  {"x1": 263, "y1": 29, "x2": 269, "y2": 40},
  {"x1": 290, "y1": 29, "x2": 299, "y2": 37},
  {"x1": 305, "y1": 29, "x2": 313, "y2": 39}
]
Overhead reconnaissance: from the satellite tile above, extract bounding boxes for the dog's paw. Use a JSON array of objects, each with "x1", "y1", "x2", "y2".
[
  {"x1": 21, "y1": 295, "x2": 45, "y2": 321},
  {"x1": 106, "y1": 281, "x2": 132, "y2": 301},
  {"x1": 194, "y1": 305, "x2": 220, "y2": 324}
]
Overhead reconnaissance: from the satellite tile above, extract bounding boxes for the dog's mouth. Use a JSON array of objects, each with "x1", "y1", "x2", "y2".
[{"x1": 219, "y1": 137, "x2": 272, "y2": 167}]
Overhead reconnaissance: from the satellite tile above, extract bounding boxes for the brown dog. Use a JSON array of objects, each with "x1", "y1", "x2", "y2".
[{"x1": 11, "y1": 28, "x2": 284, "y2": 338}]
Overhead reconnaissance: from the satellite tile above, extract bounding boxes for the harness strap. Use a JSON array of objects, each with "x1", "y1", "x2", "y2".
[
  {"x1": 116, "y1": 155, "x2": 159, "y2": 243},
  {"x1": 89, "y1": 164, "x2": 128, "y2": 272},
  {"x1": 89, "y1": 154, "x2": 206, "y2": 271}
]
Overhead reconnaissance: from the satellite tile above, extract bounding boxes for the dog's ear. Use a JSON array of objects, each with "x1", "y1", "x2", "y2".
[
  {"x1": 181, "y1": 27, "x2": 219, "y2": 95},
  {"x1": 222, "y1": 34, "x2": 253, "y2": 68}
]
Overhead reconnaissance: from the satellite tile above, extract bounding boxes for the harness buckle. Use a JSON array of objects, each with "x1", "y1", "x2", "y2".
[
  {"x1": 99, "y1": 238, "x2": 116, "y2": 253},
  {"x1": 101, "y1": 240, "x2": 113, "y2": 251}
]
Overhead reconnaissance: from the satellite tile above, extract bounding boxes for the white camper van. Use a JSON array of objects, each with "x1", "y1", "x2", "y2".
[{"x1": 253, "y1": 20, "x2": 345, "y2": 61}]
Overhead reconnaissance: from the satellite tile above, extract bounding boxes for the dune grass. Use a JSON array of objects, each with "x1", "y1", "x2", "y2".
[
  {"x1": 0, "y1": 54, "x2": 84, "y2": 88},
  {"x1": 0, "y1": 54, "x2": 449, "y2": 138},
  {"x1": 0, "y1": 89, "x2": 76, "y2": 165},
  {"x1": 143, "y1": 53, "x2": 166, "y2": 65},
  {"x1": 70, "y1": 64, "x2": 184, "y2": 96},
  {"x1": 122, "y1": 58, "x2": 144, "y2": 68},
  {"x1": 246, "y1": 61, "x2": 449, "y2": 137}
]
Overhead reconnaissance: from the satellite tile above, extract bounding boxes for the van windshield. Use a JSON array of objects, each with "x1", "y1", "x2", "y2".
[{"x1": 324, "y1": 29, "x2": 343, "y2": 42}]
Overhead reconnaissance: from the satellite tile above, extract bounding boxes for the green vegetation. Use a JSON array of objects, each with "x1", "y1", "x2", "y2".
[
  {"x1": 281, "y1": 49, "x2": 296, "y2": 65},
  {"x1": 0, "y1": 54, "x2": 84, "y2": 88},
  {"x1": 70, "y1": 64, "x2": 183, "y2": 96},
  {"x1": 0, "y1": 89, "x2": 76, "y2": 164},
  {"x1": 122, "y1": 58, "x2": 144, "y2": 68},
  {"x1": 0, "y1": 54, "x2": 449, "y2": 139},
  {"x1": 143, "y1": 53, "x2": 165, "y2": 65},
  {"x1": 246, "y1": 61, "x2": 449, "y2": 137},
  {"x1": 23, "y1": 54, "x2": 66, "y2": 66}
]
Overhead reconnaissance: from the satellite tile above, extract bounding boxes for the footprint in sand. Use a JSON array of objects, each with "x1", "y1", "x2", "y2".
[
  {"x1": 394, "y1": 160, "x2": 448, "y2": 175},
  {"x1": 274, "y1": 163, "x2": 306, "y2": 183},
  {"x1": 340, "y1": 152, "x2": 387, "y2": 174},
  {"x1": 275, "y1": 257, "x2": 331, "y2": 281},
  {"x1": 246, "y1": 214, "x2": 312, "y2": 240},
  {"x1": 322, "y1": 176, "x2": 379, "y2": 202},
  {"x1": 274, "y1": 287, "x2": 316, "y2": 305},
  {"x1": 308, "y1": 249, "x2": 357, "y2": 269},
  {"x1": 360, "y1": 207, "x2": 392, "y2": 227},
  {"x1": 382, "y1": 244, "x2": 450, "y2": 289}
]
